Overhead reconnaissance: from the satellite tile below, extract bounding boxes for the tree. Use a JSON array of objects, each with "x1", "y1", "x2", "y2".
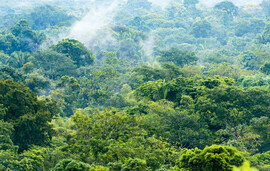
[
  {"x1": 128, "y1": 16, "x2": 150, "y2": 32},
  {"x1": 240, "y1": 50, "x2": 270, "y2": 70},
  {"x1": 8, "y1": 51, "x2": 31, "y2": 68},
  {"x1": 0, "y1": 79, "x2": 57, "y2": 151},
  {"x1": 260, "y1": 61, "x2": 270, "y2": 75},
  {"x1": 179, "y1": 145, "x2": 246, "y2": 171},
  {"x1": 204, "y1": 52, "x2": 231, "y2": 64},
  {"x1": 0, "y1": 52, "x2": 10, "y2": 65},
  {"x1": 32, "y1": 31, "x2": 46, "y2": 50},
  {"x1": 0, "y1": 150, "x2": 18, "y2": 171},
  {"x1": 10, "y1": 20, "x2": 37, "y2": 53},
  {"x1": 122, "y1": 158, "x2": 150, "y2": 171},
  {"x1": 0, "y1": 120, "x2": 17, "y2": 152},
  {"x1": 251, "y1": 151, "x2": 270, "y2": 170},
  {"x1": 259, "y1": 23, "x2": 270, "y2": 44},
  {"x1": 235, "y1": 19, "x2": 265, "y2": 37},
  {"x1": 233, "y1": 161, "x2": 258, "y2": 171},
  {"x1": 10, "y1": 20, "x2": 32, "y2": 37},
  {"x1": 132, "y1": 65, "x2": 166, "y2": 84},
  {"x1": 249, "y1": 117, "x2": 270, "y2": 152},
  {"x1": 18, "y1": 148, "x2": 45, "y2": 171},
  {"x1": 0, "y1": 65, "x2": 25, "y2": 82},
  {"x1": 196, "y1": 78, "x2": 270, "y2": 141},
  {"x1": 0, "y1": 34, "x2": 19, "y2": 55},
  {"x1": 25, "y1": 72, "x2": 51, "y2": 94},
  {"x1": 29, "y1": 5, "x2": 76, "y2": 30},
  {"x1": 158, "y1": 47, "x2": 198, "y2": 67},
  {"x1": 209, "y1": 63, "x2": 243, "y2": 81},
  {"x1": 54, "y1": 38, "x2": 95, "y2": 67},
  {"x1": 214, "y1": 1, "x2": 239, "y2": 17},
  {"x1": 135, "y1": 80, "x2": 167, "y2": 101},
  {"x1": 54, "y1": 159, "x2": 90, "y2": 171},
  {"x1": 142, "y1": 100, "x2": 208, "y2": 148},
  {"x1": 33, "y1": 49, "x2": 76, "y2": 79},
  {"x1": 191, "y1": 19, "x2": 212, "y2": 38},
  {"x1": 66, "y1": 107, "x2": 176, "y2": 169},
  {"x1": 165, "y1": 76, "x2": 197, "y2": 103},
  {"x1": 55, "y1": 76, "x2": 81, "y2": 116}
]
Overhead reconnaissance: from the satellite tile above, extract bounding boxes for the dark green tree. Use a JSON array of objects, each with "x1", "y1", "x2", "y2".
[
  {"x1": 54, "y1": 38, "x2": 95, "y2": 67},
  {"x1": 260, "y1": 61, "x2": 270, "y2": 75},
  {"x1": 0, "y1": 119, "x2": 17, "y2": 152},
  {"x1": 55, "y1": 76, "x2": 81, "y2": 116},
  {"x1": 0, "y1": 65, "x2": 25, "y2": 82},
  {"x1": 0, "y1": 33, "x2": 19, "y2": 55},
  {"x1": 8, "y1": 51, "x2": 31, "y2": 68},
  {"x1": 0, "y1": 79, "x2": 57, "y2": 151},
  {"x1": 33, "y1": 49, "x2": 76, "y2": 79},
  {"x1": 0, "y1": 52, "x2": 10, "y2": 65},
  {"x1": 10, "y1": 20, "x2": 37, "y2": 53}
]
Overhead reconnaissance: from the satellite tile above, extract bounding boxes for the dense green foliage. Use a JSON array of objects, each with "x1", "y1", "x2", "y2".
[
  {"x1": 0, "y1": 79, "x2": 57, "y2": 152},
  {"x1": 0, "y1": 0, "x2": 270, "y2": 170}
]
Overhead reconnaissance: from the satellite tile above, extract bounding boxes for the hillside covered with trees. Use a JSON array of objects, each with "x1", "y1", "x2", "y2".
[{"x1": 0, "y1": 0, "x2": 270, "y2": 170}]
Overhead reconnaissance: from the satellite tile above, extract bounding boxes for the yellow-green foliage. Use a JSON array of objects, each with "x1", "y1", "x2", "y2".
[
  {"x1": 233, "y1": 161, "x2": 258, "y2": 171},
  {"x1": 89, "y1": 166, "x2": 109, "y2": 171}
]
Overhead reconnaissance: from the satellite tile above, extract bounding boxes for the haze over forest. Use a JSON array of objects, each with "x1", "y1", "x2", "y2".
[{"x1": 0, "y1": 0, "x2": 270, "y2": 170}]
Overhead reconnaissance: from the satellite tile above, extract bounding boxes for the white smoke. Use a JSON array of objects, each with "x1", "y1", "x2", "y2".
[
  {"x1": 68, "y1": 1, "x2": 120, "y2": 47},
  {"x1": 141, "y1": 32, "x2": 155, "y2": 62}
]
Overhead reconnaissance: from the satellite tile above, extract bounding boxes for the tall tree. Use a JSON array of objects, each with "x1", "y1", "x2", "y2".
[
  {"x1": 214, "y1": 1, "x2": 239, "y2": 17},
  {"x1": 179, "y1": 145, "x2": 245, "y2": 171},
  {"x1": 8, "y1": 51, "x2": 31, "y2": 68},
  {"x1": 54, "y1": 38, "x2": 95, "y2": 67},
  {"x1": 0, "y1": 79, "x2": 57, "y2": 151}
]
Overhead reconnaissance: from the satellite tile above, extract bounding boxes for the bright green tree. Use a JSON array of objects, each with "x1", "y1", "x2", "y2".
[
  {"x1": 53, "y1": 159, "x2": 90, "y2": 171},
  {"x1": 179, "y1": 145, "x2": 245, "y2": 171}
]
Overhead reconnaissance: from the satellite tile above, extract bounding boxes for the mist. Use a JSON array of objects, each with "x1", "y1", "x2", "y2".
[
  {"x1": 199, "y1": 0, "x2": 263, "y2": 7},
  {"x1": 68, "y1": 1, "x2": 119, "y2": 47},
  {"x1": 3, "y1": 0, "x2": 266, "y2": 60}
]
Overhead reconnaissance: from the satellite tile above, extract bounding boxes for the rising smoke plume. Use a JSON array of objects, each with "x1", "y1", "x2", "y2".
[{"x1": 67, "y1": 1, "x2": 120, "y2": 49}]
